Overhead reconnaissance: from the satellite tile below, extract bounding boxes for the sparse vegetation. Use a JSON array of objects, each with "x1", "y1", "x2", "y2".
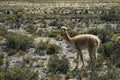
[
  {"x1": 68, "y1": 29, "x2": 80, "y2": 37},
  {"x1": 0, "y1": 25, "x2": 7, "y2": 37},
  {"x1": 65, "y1": 71, "x2": 76, "y2": 79},
  {"x1": 47, "y1": 74, "x2": 62, "y2": 80},
  {"x1": 35, "y1": 40, "x2": 61, "y2": 55},
  {"x1": 26, "y1": 24, "x2": 37, "y2": 34},
  {"x1": 86, "y1": 27, "x2": 113, "y2": 43},
  {"x1": 100, "y1": 6, "x2": 120, "y2": 21},
  {"x1": 99, "y1": 41, "x2": 120, "y2": 66},
  {"x1": 0, "y1": 67, "x2": 39, "y2": 80},
  {"x1": 6, "y1": 32, "x2": 33, "y2": 55},
  {"x1": 0, "y1": 52, "x2": 4, "y2": 65},
  {"x1": 47, "y1": 54, "x2": 69, "y2": 73},
  {"x1": 47, "y1": 30, "x2": 62, "y2": 38},
  {"x1": 46, "y1": 43, "x2": 61, "y2": 55},
  {"x1": 0, "y1": 0, "x2": 120, "y2": 80}
]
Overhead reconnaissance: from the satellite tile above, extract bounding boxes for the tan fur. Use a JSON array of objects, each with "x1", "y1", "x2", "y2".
[
  {"x1": 71, "y1": 34, "x2": 100, "y2": 50},
  {"x1": 61, "y1": 26, "x2": 100, "y2": 68}
]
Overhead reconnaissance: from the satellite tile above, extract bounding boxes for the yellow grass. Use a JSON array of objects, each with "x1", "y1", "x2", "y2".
[{"x1": 0, "y1": 36, "x2": 3, "y2": 41}]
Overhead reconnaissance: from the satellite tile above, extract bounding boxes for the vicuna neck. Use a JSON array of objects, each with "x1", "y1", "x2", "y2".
[{"x1": 64, "y1": 31, "x2": 72, "y2": 43}]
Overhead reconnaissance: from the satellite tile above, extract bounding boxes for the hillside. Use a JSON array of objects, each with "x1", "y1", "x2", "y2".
[
  {"x1": 0, "y1": 1, "x2": 120, "y2": 80},
  {"x1": 0, "y1": 0, "x2": 120, "y2": 3}
]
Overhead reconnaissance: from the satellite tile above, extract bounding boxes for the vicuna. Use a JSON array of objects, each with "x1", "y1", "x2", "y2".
[{"x1": 61, "y1": 26, "x2": 100, "y2": 69}]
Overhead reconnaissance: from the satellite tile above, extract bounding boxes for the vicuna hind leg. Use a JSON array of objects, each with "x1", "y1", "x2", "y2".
[
  {"x1": 92, "y1": 47, "x2": 98, "y2": 69},
  {"x1": 93, "y1": 47, "x2": 97, "y2": 65},
  {"x1": 88, "y1": 48, "x2": 96, "y2": 69},
  {"x1": 88, "y1": 47, "x2": 98, "y2": 79}
]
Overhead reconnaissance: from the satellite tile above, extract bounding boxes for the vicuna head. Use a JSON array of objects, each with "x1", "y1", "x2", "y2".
[{"x1": 61, "y1": 26, "x2": 68, "y2": 32}]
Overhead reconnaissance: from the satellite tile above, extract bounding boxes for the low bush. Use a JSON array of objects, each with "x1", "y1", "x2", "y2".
[
  {"x1": 47, "y1": 30, "x2": 62, "y2": 37},
  {"x1": 35, "y1": 29, "x2": 44, "y2": 37},
  {"x1": 86, "y1": 28, "x2": 112, "y2": 43},
  {"x1": 0, "y1": 67, "x2": 4, "y2": 79},
  {"x1": 47, "y1": 74, "x2": 62, "y2": 80},
  {"x1": 0, "y1": 67, "x2": 39, "y2": 80},
  {"x1": 98, "y1": 41, "x2": 120, "y2": 67},
  {"x1": 46, "y1": 43, "x2": 60, "y2": 55},
  {"x1": 65, "y1": 71, "x2": 76, "y2": 79},
  {"x1": 93, "y1": 68, "x2": 120, "y2": 80},
  {"x1": 47, "y1": 54, "x2": 69, "y2": 73},
  {"x1": 77, "y1": 72, "x2": 88, "y2": 80},
  {"x1": 98, "y1": 42, "x2": 113, "y2": 57},
  {"x1": 7, "y1": 48, "x2": 17, "y2": 56},
  {"x1": 85, "y1": 28, "x2": 101, "y2": 35},
  {"x1": 35, "y1": 40, "x2": 61, "y2": 55},
  {"x1": 68, "y1": 29, "x2": 80, "y2": 37},
  {"x1": 35, "y1": 40, "x2": 48, "y2": 51},
  {"x1": 48, "y1": 20, "x2": 58, "y2": 26},
  {"x1": 0, "y1": 52, "x2": 4, "y2": 65},
  {"x1": 0, "y1": 36, "x2": 4, "y2": 41},
  {"x1": 26, "y1": 24, "x2": 37, "y2": 34},
  {"x1": 100, "y1": 6, "x2": 120, "y2": 21},
  {"x1": 0, "y1": 25, "x2": 7, "y2": 37},
  {"x1": 6, "y1": 32, "x2": 33, "y2": 55}
]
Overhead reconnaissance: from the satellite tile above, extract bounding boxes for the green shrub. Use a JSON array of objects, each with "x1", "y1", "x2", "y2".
[
  {"x1": 35, "y1": 40, "x2": 61, "y2": 55},
  {"x1": 35, "y1": 41, "x2": 48, "y2": 51},
  {"x1": 47, "y1": 30, "x2": 62, "y2": 37},
  {"x1": 0, "y1": 25, "x2": 7, "y2": 37},
  {"x1": 35, "y1": 29, "x2": 44, "y2": 37},
  {"x1": 86, "y1": 28, "x2": 112, "y2": 43},
  {"x1": 93, "y1": 68, "x2": 120, "y2": 80},
  {"x1": 47, "y1": 54, "x2": 69, "y2": 73},
  {"x1": 68, "y1": 30, "x2": 79, "y2": 37},
  {"x1": 35, "y1": 40, "x2": 47, "y2": 55},
  {"x1": 0, "y1": 36, "x2": 3, "y2": 41},
  {"x1": 77, "y1": 72, "x2": 88, "y2": 80},
  {"x1": 110, "y1": 41, "x2": 120, "y2": 67},
  {"x1": 0, "y1": 52, "x2": 4, "y2": 65},
  {"x1": 46, "y1": 43, "x2": 60, "y2": 55},
  {"x1": 6, "y1": 32, "x2": 33, "y2": 55},
  {"x1": 100, "y1": 29, "x2": 113, "y2": 43},
  {"x1": 0, "y1": 67, "x2": 4, "y2": 79},
  {"x1": 65, "y1": 71, "x2": 76, "y2": 79},
  {"x1": 7, "y1": 48, "x2": 17, "y2": 56},
  {"x1": 100, "y1": 6, "x2": 120, "y2": 21},
  {"x1": 98, "y1": 41, "x2": 120, "y2": 67},
  {"x1": 116, "y1": 24, "x2": 120, "y2": 33},
  {"x1": 26, "y1": 24, "x2": 37, "y2": 34},
  {"x1": 85, "y1": 28, "x2": 101, "y2": 35},
  {"x1": 98, "y1": 42, "x2": 113, "y2": 57},
  {"x1": 2, "y1": 67, "x2": 39, "y2": 80},
  {"x1": 47, "y1": 74, "x2": 62, "y2": 80},
  {"x1": 48, "y1": 20, "x2": 58, "y2": 26}
]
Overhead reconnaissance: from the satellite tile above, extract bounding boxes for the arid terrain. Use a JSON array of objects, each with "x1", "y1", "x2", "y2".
[{"x1": 0, "y1": 0, "x2": 120, "y2": 80}]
